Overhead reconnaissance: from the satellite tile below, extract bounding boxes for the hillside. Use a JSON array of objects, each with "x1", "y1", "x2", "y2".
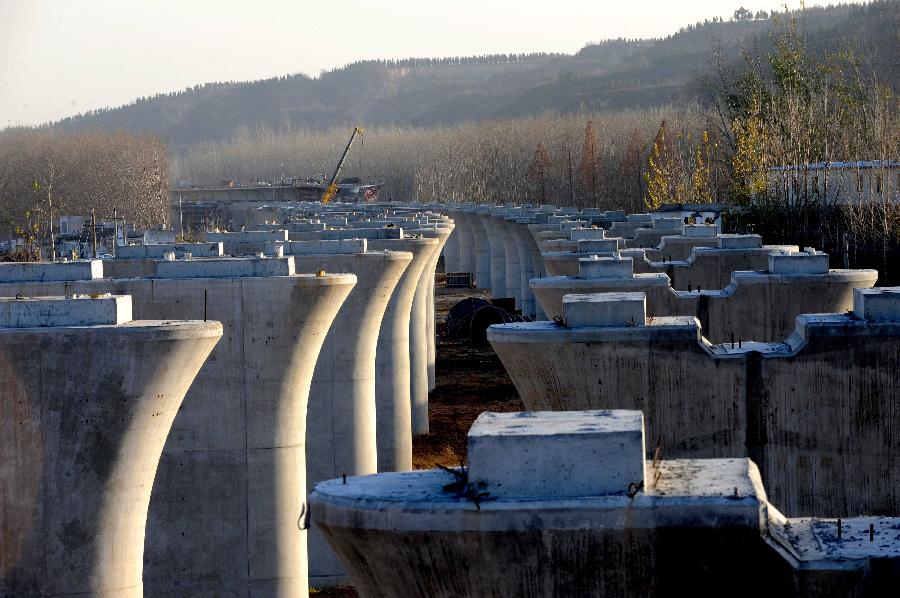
[{"x1": 49, "y1": 2, "x2": 900, "y2": 149}]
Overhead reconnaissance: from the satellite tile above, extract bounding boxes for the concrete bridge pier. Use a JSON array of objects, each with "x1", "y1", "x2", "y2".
[
  {"x1": 367, "y1": 237, "x2": 440, "y2": 471},
  {"x1": 472, "y1": 206, "x2": 494, "y2": 290},
  {"x1": 0, "y1": 295, "x2": 221, "y2": 597},
  {"x1": 497, "y1": 214, "x2": 522, "y2": 310},
  {"x1": 480, "y1": 208, "x2": 508, "y2": 299}
]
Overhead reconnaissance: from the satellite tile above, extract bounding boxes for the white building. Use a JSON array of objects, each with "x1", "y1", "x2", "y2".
[{"x1": 769, "y1": 160, "x2": 900, "y2": 204}]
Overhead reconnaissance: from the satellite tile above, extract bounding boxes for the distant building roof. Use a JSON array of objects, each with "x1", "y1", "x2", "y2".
[{"x1": 770, "y1": 160, "x2": 900, "y2": 172}]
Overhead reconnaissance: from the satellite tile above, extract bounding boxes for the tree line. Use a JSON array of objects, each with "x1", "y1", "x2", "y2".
[{"x1": 0, "y1": 129, "x2": 169, "y2": 257}]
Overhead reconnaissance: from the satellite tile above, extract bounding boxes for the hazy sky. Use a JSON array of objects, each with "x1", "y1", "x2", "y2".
[{"x1": 0, "y1": 0, "x2": 865, "y2": 127}]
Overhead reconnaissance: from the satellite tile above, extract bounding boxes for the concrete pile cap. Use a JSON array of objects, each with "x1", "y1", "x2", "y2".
[
  {"x1": 627, "y1": 213, "x2": 653, "y2": 223},
  {"x1": 579, "y1": 256, "x2": 634, "y2": 279},
  {"x1": 153, "y1": 256, "x2": 296, "y2": 278},
  {"x1": 0, "y1": 294, "x2": 132, "y2": 327},
  {"x1": 768, "y1": 250, "x2": 829, "y2": 274},
  {"x1": 0, "y1": 260, "x2": 103, "y2": 282},
  {"x1": 563, "y1": 291, "x2": 647, "y2": 328},
  {"x1": 652, "y1": 217, "x2": 683, "y2": 230},
  {"x1": 281, "y1": 239, "x2": 368, "y2": 254},
  {"x1": 206, "y1": 229, "x2": 289, "y2": 242},
  {"x1": 576, "y1": 238, "x2": 619, "y2": 253},
  {"x1": 853, "y1": 287, "x2": 900, "y2": 321},
  {"x1": 116, "y1": 243, "x2": 223, "y2": 259},
  {"x1": 682, "y1": 224, "x2": 719, "y2": 238},
  {"x1": 718, "y1": 234, "x2": 763, "y2": 249},
  {"x1": 467, "y1": 410, "x2": 646, "y2": 499},
  {"x1": 570, "y1": 227, "x2": 606, "y2": 241}
]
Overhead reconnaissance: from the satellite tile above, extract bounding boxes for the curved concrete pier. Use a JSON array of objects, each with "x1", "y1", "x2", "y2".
[
  {"x1": 367, "y1": 237, "x2": 440, "y2": 471},
  {"x1": 497, "y1": 215, "x2": 522, "y2": 309},
  {"x1": 0, "y1": 296, "x2": 221, "y2": 598},
  {"x1": 290, "y1": 250, "x2": 410, "y2": 587},
  {"x1": 472, "y1": 207, "x2": 493, "y2": 289},
  {"x1": 310, "y1": 410, "x2": 773, "y2": 598},
  {"x1": 0, "y1": 259, "x2": 357, "y2": 597},
  {"x1": 411, "y1": 227, "x2": 451, "y2": 434},
  {"x1": 454, "y1": 209, "x2": 478, "y2": 274},
  {"x1": 479, "y1": 209, "x2": 507, "y2": 297},
  {"x1": 424, "y1": 223, "x2": 454, "y2": 391}
]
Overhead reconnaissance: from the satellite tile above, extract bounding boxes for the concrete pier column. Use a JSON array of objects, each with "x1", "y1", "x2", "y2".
[
  {"x1": 410, "y1": 226, "x2": 452, "y2": 434},
  {"x1": 497, "y1": 215, "x2": 522, "y2": 309},
  {"x1": 512, "y1": 218, "x2": 537, "y2": 317},
  {"x1": 442, "y1": 210, "x2": 460, "y2": 273},
  {"x1": 368, "y1": 237, "x2": 440, "y2": 471},
  {"x1": 456, "y1": 210, "x2": 477, "y2": 275},
  {"x1": 480, "y1": 209, "x2": 507, "y2": 298},
  {"x1": 472, "y1": 207, "x2": 493, "y2": 289},
  {"x1": 291, "y1": 250, "x2": 410, "y2": 587},
  {"x1": 0, "y1": 295, "x2": 221, "y2": 598},
  {"x1": 424, "y1": 221, "x2": 454, "y2": 391}
]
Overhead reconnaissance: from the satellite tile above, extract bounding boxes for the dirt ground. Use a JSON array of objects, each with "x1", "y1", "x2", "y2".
[{"x1": 311, "y1": 270, "x2": 524, "y2": 596}]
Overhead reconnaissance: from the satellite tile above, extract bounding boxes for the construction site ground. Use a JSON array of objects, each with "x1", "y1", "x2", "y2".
[{"x1": 312, "y1": 272, "x2": 523, "y2": 596}]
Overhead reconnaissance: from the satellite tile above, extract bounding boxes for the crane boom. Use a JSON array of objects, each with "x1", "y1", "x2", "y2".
[{"x1": 321, "y1": 127, "x2": 363, "y2": 204}]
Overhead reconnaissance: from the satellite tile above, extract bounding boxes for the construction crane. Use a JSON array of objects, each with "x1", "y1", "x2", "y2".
[{"x1": 321, "y1": 127, "x2": 364, "y2": 204}]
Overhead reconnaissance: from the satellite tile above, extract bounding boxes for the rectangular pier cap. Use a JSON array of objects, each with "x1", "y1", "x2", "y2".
[
  {"x1": 570, "y1": 227, "x2": 606, "y2": 241},
  {"x1": 0, "y1": 260, "x2": 103, "y2": 282},
  {"x1": 652, "y1": 217, "x2": 682, "y2": 229},
  {"x1": 563, "y1": 291, "x2": 646, "y2": 328},
  {"x1": 627, "y1": 213, "x2": 653, "y2": 223},
  {"x1": 718, "y1": 234, "x2": 762, "y2": 249},
  {"x1": 467, "y1": 410, "x2": 646, "y2": 499},
  {"x1": 683, "y1": 224, "x2": 719, "y2": 237},
  {"x1": 0, "y1": 295, "x2": 132, "y2": 327},
  {"x1": 579, "y1": 256, "x2": 634, "y2": 279},
  {"x1": 768, "y1": 250, "x2": 829, "y2": 274},
  {"x1": 853, "y1": 287, "x2": 900, "y2": 321},
  {"x1": 154, "y1": 256, "x2": 296, "y2": 278},
  {"x1": 576, "y1": 238, "x2": 619, "y2": 253}
]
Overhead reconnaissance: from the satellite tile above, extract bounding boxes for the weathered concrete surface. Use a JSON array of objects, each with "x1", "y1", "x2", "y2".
[
  {"x1": 310, "y1": 459, "x2": 770, "y2": 598},
  {"x1": 765, "y1": 507, "x2": 900, "y2": 596},
  {"x1": 625, "y1": 244, "x2": 800, "y2": 291},
  {"x1": 530, "y1": 263, "x2": 878, "y2": 343},
  {"x1": 488, "y1": 291, "x2": 900, "y2": 517},
  {"x1": 290, "y1": 251, "x2": 410, "y2": 586},
  {"x1": 479, "y1": 209, "x2": 507, "y2": 297},
  {"x1": 367, "y1": 238, "x2": 440, "y2": 472},
  {"x1": 0, "y1": 300, "x2": 221, "y2": 597},
  {"x1": 471, "y1": 208, "x2": 493, "y2": 289},
  {"x1": 412, "y1": 227, "x2": 451, "y2": 431},
  {"x1": 0, "y1": 259, "x2": 103, "y2": 282},
  {"x1": 0, "y1": 262, "x2": 357, "y2": 597}
]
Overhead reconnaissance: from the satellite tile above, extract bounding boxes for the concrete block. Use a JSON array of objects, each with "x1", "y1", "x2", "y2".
[
  {"x1": 853, "y1": 287, "x2": 900, "y2": 321},
  {"x1": 653, "y1": 217, "x2": 682, "y2": 230},
  {"x1": 207, "y1": 230, "x2": 289, "y2": 242},
  {"x1": 627, "y1": 213, "x2": 653, "y2": 223},
  {"x1": 0, "y1": 260, "x2": 103, "y2": 282},
  {"x1": 718, "y1": 234, "x2": 763, "y2": 249},
  {"x1": 116, "y1": 243, "x2": 223, "y2": 259},
  {"x1": 0, "y1": 294, "x2": 132, "y2": 327},
  {"x1": 384, "y1": 227, "x2": 403, "y2": 239},
  {"x1": 576, "y1": 238, "x2": 619, "y2": 254},
  {"x1": 154, "y1": 256, "x2": 295, "y2": 278},
  {"x1": 579, "y1": 256, "x2": 634, "y2": 279},
  {"x1": 563, "y1": 292, "x2": 646, "y2": 328},
  {"x1": 560, "y1": 220, "x2": 588, "y2": 232},
  {"x1": 768, "y1": 251, "x2": 829, "y2": 274},
  {"x1": 683, "y1": 224, "x2": 719, "y2": 237},
  {"x1": 467, "y1": 410, "x2": 646, "y2": 499},
  {"x1": 570, "y1": 227, "x2": 606, "y2": 241},
  {"x1": 143, "y1": 229, "x2": 177, "y2": 244},
  {"x1": 281, "y1": 239, "x2": 367, "y2": 255}
]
